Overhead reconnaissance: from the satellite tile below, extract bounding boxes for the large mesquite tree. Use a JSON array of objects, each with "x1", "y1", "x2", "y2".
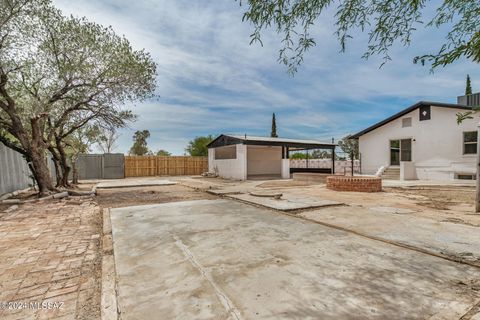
[{"x1": 0, "y1": 0, "x2": 156, "y2": 194}]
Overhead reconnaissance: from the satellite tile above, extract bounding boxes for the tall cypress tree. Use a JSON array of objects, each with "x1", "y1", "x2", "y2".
[
  {"x1": 466, "y1": 74, "x2": 472, "y2": 95},
  {"x1": 271, "y1": 113, "x2": 278, "y2": 138}
]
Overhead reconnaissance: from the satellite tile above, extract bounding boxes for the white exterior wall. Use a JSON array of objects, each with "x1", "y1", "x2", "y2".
[
  {"x1": 246, "y1": 146, "x2": 282, "y2": 176},
  {"x1": 359, "y1": 106, "x2": 477, "y2": 180},
  {"x1": 281, "y1": 159, "x2": 290, "y2": 179},
  {"x1": 208, "y1": 144, "x2": 247, "y2": 180}
]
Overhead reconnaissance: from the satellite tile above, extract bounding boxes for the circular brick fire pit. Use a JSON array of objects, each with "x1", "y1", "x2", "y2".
[{"x1": 326, "y1": 176, "x2": 382, "y2": 192}]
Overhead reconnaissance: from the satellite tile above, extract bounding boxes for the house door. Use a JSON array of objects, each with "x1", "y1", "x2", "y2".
[
  {"x1": 390, "y1": 140, "x2": 400, "y2": 165},
  {"x1": 390, "y1": 139, "x2": 412, "y2": 166}
]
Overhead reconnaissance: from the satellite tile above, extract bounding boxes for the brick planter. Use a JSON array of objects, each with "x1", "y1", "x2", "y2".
[{"x1": 326, "y1": 176, "x2": 382, "y2": 192}]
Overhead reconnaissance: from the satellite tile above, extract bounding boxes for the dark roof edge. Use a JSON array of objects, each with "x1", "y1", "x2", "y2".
[
  {"x1": 207, "y1": 134, "x2": 336, "y2": 149},
  {"x1": 206, "y1": 134, "x2": 243, "y2": 148},
  {"x1": 350, "y1": 101, "x2": 472, "y2": 139}
]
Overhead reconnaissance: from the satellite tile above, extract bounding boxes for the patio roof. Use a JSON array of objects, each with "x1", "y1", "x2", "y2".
[{"x1": 207, "y1": 134, "x2": 336, "y2": 150}]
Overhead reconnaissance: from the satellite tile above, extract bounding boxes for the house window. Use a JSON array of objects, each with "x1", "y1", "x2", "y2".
[
  {"x1": 456, "y1": 174, "x2": 475, "y2": 180},
  {"x1": 402, "y1": 117, "x2": 412, "y2": 128},
  {"x1": 463, "y1": 131, "x2": 478, "y2": 154}
]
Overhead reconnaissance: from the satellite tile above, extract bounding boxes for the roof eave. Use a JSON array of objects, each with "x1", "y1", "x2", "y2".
[{"x1": 350, "y1": 101, "x2": 471, "y2": 138}]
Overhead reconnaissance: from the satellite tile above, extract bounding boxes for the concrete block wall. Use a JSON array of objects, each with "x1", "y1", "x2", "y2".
[
  {"x1": 209, "y1": 144, "x2": 247, "y2": 180},
  {"x1": 0, "y1": 143, "x2": 32, "y2": 195}
]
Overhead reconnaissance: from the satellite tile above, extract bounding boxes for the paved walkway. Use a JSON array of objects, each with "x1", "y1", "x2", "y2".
[{"x1": 0, "y1": 199, "x2": 101, "y2": 320}]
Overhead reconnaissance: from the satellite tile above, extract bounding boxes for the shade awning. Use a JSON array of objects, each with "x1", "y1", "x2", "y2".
[{"x1": 207, "y1": 134, "x2": 336, "y2": 150}]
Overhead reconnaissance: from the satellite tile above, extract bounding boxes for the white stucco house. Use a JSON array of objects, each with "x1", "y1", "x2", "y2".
[
  {"x1": 351, "y1": 94, "x2": 479, "y2": 181},
  {"x1": 207, "y1": 135, "x2": 336, "y2": 180}
]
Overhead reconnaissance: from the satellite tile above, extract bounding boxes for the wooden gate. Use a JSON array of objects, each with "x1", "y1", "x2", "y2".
[{"x1": 124, "y1": 156, "x2": 208, "y2": 177}]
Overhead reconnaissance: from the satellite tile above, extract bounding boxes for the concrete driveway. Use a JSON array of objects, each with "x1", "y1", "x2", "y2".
[{"x1": 110, "y1": 199, "x2": 480, "y2": 320}]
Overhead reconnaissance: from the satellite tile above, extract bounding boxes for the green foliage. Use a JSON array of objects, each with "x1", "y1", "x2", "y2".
[
  {"x1": 290, "y1": 152, "x2": 306, "y2": 159},
  {"x1": 129, "y1": 130, "x2": 151, "y2": 155},
  {"x1": 185, "y1": 135, "x2": 214, "y2": 156},
  {"x1": 310, "y1": 150, "x2": 333, "y2": 159},
  {"x1": 457, "y1": 107, "x2": 480, "y2": 124},
  {"x1": 241, "y1": 0, "x2": 480, "y2": 73},
  {"x1": 64, "y1": 125, "x2": 99, "y2": 159},
  {"x1": 156, "y1": 149, "x2": 171, "y2": 156},
  {"x1": 290, "y1": 149, "x2": 338, "y2": 159},
  {"x1": 0, "y1": 0, "x2": 157, "y2": 189},
  {"x1": 338, "y1": 135, "x2": 359, "y2": 159},
  {"x1": 290, "y1": 150, "x2": 333, "y2": 159},
  {"x1": 466, "y1": 74, "x2": 473, "y2": 95},
  {"x1": 96, "y1": 126, "x2": 119, "y2": 153},
  {"x1": 271, "y1": 113, "x2": 278, "y2": 137}
]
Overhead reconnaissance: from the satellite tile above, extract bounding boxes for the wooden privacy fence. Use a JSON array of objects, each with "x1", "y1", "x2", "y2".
[{"x1": 124, "y1": 156, "x2": 208, "y2": 177}]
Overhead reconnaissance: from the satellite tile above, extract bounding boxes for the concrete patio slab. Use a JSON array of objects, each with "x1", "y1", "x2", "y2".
[
  {"x1": 110, "y1": 199, "x2": 480, "y2": 320},
  {"x1": 206, "y1": 189, "x2": 243, "y2": 195},
  {"x1": 369, "y1": 206, "x2": 416, "y2": 214},
  {"x1": 382, "y1": 179, "x2": 475, "y2": 188},
  {"x1": 228, "y1": 193, "x2": 342, "y2": 211},
  {"x1": 96, "y1": 178, "x2": 176, "y2": 189},
  {"x1": 300, "y1": 205, "x2": 480, "y2": 264}
]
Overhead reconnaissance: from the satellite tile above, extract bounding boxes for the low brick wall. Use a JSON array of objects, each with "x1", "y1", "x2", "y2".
[{"x1": 326, "y1": 176, "x2": 382, "y2": 192}]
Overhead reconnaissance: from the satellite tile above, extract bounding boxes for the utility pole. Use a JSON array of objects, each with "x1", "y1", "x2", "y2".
[{"x1": 476, "y1": 122, "x2": 480, "y2": 212}]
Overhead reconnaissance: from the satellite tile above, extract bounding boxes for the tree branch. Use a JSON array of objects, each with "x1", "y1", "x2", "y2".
[{"x1": 0, "y1": 134, "x2": 27, "y2": 156}]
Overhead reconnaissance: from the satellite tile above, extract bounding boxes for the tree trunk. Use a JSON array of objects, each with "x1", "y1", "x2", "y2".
[
  {"x1": 29, "y1": 146, "x2": 55, "y2": 196},
  {"x1": 0, "y1": 72, "x2": 56, "y2": 195},
  {"x1": 53, "y1": 156, "x2": 62, "y2": 187},
  {"x1": 47, "y1": 146, "x2": 63, "y2": 187},
  {"x1": 72, "y1": 161, "x2": 79, "y2": 184},
  {"x1": 28, "y1": 115, "x2": 55, "y2": 195},
  {"x1": 55, "y1": 138, "x2": 71, "y2": 188}
]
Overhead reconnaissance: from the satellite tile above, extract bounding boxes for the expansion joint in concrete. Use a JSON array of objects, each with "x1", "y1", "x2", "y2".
[{"x1": 173, "y1": 235, "x2": 243, "y2": 320}]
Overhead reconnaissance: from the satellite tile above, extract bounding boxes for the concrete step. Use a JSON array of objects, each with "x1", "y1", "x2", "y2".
[{"x1": 382, "y1": 167, "x2": 400, "y2": 180}]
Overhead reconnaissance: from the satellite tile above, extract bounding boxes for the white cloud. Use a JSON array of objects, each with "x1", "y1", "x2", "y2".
[{"x1": 53, "y1": 0, "x2": 480, "y2": 154}]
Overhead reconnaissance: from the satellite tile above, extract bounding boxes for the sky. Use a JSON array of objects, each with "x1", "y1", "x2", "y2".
[{"x1": 53, "y1": 0, "x2": 480, "y2": 155}]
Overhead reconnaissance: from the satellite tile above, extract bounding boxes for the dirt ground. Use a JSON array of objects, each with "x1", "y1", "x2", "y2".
[
  {"x1": 95, "y1": 184, "x2": 217, "y2": 208},
  {"x1": 384, "y1": 186, "x2": 475, "y2": 210},
  {"x1": 275, "y1": 184, "x2": 480, "y2": 226}
]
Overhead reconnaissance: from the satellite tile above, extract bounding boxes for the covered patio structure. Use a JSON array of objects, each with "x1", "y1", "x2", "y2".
[{"x1": 207, "y1": 134, "x2": 336, "y2": 180}]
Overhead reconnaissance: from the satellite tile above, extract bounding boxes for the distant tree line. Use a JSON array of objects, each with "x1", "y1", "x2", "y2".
[{"x1": 128, "y1": 130, "x2": 213, "y2": 157}]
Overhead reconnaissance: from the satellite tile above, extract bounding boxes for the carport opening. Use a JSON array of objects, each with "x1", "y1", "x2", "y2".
[
  {"x1": 207, "y1": 134, "x2": 337, "y2": 181},
  {"x1": 288, "y1": 146, "x2": 336, "y2": 175}
]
